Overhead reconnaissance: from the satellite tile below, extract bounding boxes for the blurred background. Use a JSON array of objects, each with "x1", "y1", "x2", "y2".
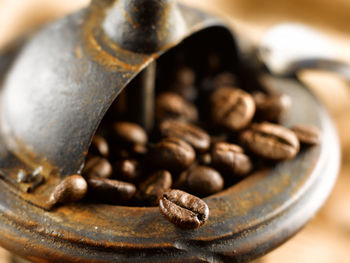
[{"x1": 0, "y1": 0, "x2": 349, "y2": 262}]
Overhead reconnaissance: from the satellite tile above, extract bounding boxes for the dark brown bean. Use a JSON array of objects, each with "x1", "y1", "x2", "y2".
[
  {"x1": 147, "y1": 137, "x2": 196, "y2": 172},
  {"x1": 90, "y1": 134, "x2": 109, "y2": 157},
  {"x1": 253, "y1": 92, "x2": 291, "y2": 123},
  {"x1": 211, "y1": 87, "x2": 255, "y2": 131},
  {"x1": 291, "y1": 124, "x2": 321, "y2": 146},
  {"x1": 179, "y1": 166, "x2": 224, "y2": 197},
  {"x1": 240, "y1": 122, "x2": 300, "y2": 160},
  {"x1": 159, "y1": 189, "x2": 209, "y2": 228},
  {"x1": 211, "y1": 142, "x2": 252, "y2": 176},
  {"x1": 87, "y1": 177, "x2": 136, "y2": 203},
  {"x1": 159, "y1": 120, "x2": 210, "y2": 153},
  {"x1": 113, "y1": 122, "x2": 148, "y2": 146},
  {"x1": 47, "y1": 175, "x2": 87, "y2": 209},
  {"x1": 155, "y1": 92, "x2": 198, "y2": 122},
  {"x1": 114, "y1": 159, "x2": 142, "y2": 182},
  {"x1": 136, "y1": 170, "x2": 172, "y2": 206},
  {"x1": 82, "y1": 157, "x2": 112, "y2": 179}
]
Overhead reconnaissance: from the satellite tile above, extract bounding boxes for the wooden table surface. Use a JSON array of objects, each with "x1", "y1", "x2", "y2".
[{"x1": 0, "y1": 0, "x2": 349, "y2": 262}]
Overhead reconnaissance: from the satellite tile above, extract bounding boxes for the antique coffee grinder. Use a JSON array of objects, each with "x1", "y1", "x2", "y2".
[{"x1": 0, "y1": 0, "x2": 340, "y2": 262}]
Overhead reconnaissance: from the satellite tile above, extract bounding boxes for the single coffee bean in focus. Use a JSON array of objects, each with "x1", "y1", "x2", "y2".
[
  {"x1": 240, "y1": 122, "x2": 300, "y2": 160},
  {"x1": 159, "y1": 189, "x2": 209, "y2": 229},
  {"x1": 211, "y1": 87, "x2": 255, "y2": 131}
]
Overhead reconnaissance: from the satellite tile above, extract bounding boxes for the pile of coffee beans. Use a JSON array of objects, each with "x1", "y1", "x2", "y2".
[{"x1": 47, "y1": 70, "x2": 321, "y2": 229}]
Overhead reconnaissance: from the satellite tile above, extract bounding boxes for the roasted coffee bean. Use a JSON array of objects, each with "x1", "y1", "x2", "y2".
[
  {"x1": 179, "y1": 166, "x2": 224, "y2": 197},
  {"x1": 113, "y1": 122, "x2": 148, "y2": 147},
  {"x1": 114, "y1": 159, "x2": 142, "y2": 182},
  {"x1": 211, "y1": 142, "x2": 252, "y2": 176},
  {"x1": 240, "y1": 122, "x2": 300, "y2": 160},
  {"x1": 159, "y1": 120, "x2": 210, "y2": 153},
  {"x1": 90, "y1": 134, "x2": 109, "y2": 157},
  {"x1": 87, "y1": 177, "x2": 136, "y2": 203},
  {"x1": 159, "y1": 189, "x2": 209, "y2": 228},
  {"x1": 211, "y1": 87, "x2": 255, "y2": 131},
  {"x1": 82, "y1": 157, "x2": 112, "y2": 179},
  {"x1": 147, "y1": 137, "x2": 195, "y2": 172},
  {"x1": 291, "y1": 124, "x2": 321, "y2": 146},
  {"x1": 136, "y1": 170, "x2": 172, "y2": 206},
  {"x1": 253, "y1": 92, "x2": 291, "y2": 123},
  {"x1": 47, "y1": 175, "x2": 87, "y2": 209},
  {"x1": 155, "y1": 92, "x2": 198, "y2": 122}
]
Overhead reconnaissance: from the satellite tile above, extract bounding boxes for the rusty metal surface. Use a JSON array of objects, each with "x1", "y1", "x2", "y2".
[{"x1": 0, "y1": 0, "x2": 340, "y2": 262}]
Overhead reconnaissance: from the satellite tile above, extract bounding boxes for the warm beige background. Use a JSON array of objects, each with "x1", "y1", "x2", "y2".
[{"x1": 0, "y1": 0, "x2": 350, "y2": 262}]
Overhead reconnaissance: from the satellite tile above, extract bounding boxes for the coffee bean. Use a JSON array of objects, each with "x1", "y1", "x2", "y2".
[
  {"x1": 90, "y1": 134, "x2": 109, "y2": 157},
  {"x1": 159, "y1": 189, "x2": 209, "y2": 228},
  {"x1": 147, "y1": 137, "x2": 196, "y2": 172},
  {"x1": 47, "y1": 175, "x2": 87, "y2": 209},
  {"x1": 179, "y1": 166, "x2": 224, "y2": 197},
  {"x1": 82, "y1": 157, "x2": 112, "y2": 179},
  {"x1": 114, "y1": 159, "x2": 142, "y2": 182},
  {"x1": 211, "y1": 142, "x2": 252, "y2": 176},
  {"x1": 253, "y1": 92, "x2": 291, "y2": 123},
  {"x1": 211, "y1": 87, "x2": 255, "y2": 131},
  {"x1": 291, "y1": 124, "x2": 321, "y2": 146},
  {"x1": 159, "y1": 120, "x2": 210, "y2": 153},
  {"x1": 87, "y1": 177, "x2": 136, "y2": 203},
  {"x1": 113, "y1": 122, "x2": 148, "y2": 147},
  {"x1": 136, "y1": 170, "x2": 172, "y2": 206},
  {"x1": 240, "y1": 122, "x2": 300, "y2": 160},
  {"x1": 155, "y1": 92, "x2": 198, "y2": 122}
]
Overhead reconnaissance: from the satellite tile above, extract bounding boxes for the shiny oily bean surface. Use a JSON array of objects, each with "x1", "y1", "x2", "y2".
[
  {"x1": 82, "y1": 157, "x2": 112, "y2": 179},
  {"x1": 240, "y1": 122, "x2": 300, "y2": 160},
  {"x1": 211, "y1": 87, "x2": 255, "y2": 131},
  {"x1": 114, "y1": 159, "x2": 142, "y2": 182},
  {"x1": 159, "y1": 189, "x2": 209, "y2": 229},
  {"x1": 180, "y1": 166, "x2": 224, "y2": 197},
  {"x1": 47, "y1": 175, "x2": 87, "y2": 209},
  {"x1": 136, "y1": 170, "x2": 172, "y2": 206},
  {"x1": 148, "y1": 137, "x2": 195, "y2": 172},
  {"x1": 159, "y1": 120, "x2": 210, "y2": 153},
  {"x1": 113, "y1": 122, "x2": 148, "y2": 146},
  {"x1": 291, "y1": 124, "x2": 321, "y2": 146},
  {"x1": 211, "y1": 142, "x2": 252, "y2": 176},
  {"x1": 90, "y1": 134, "x2": 109, "y2": 157},
  {"x1": 253, "y1": 92, "x2": 291, "y2": 123},
  {"x1": 155, "y1": 92, "x2": 198, "y2": 122},
  {"x1": 87, "y1": 177, "x2": 136, "y2": 203}
]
